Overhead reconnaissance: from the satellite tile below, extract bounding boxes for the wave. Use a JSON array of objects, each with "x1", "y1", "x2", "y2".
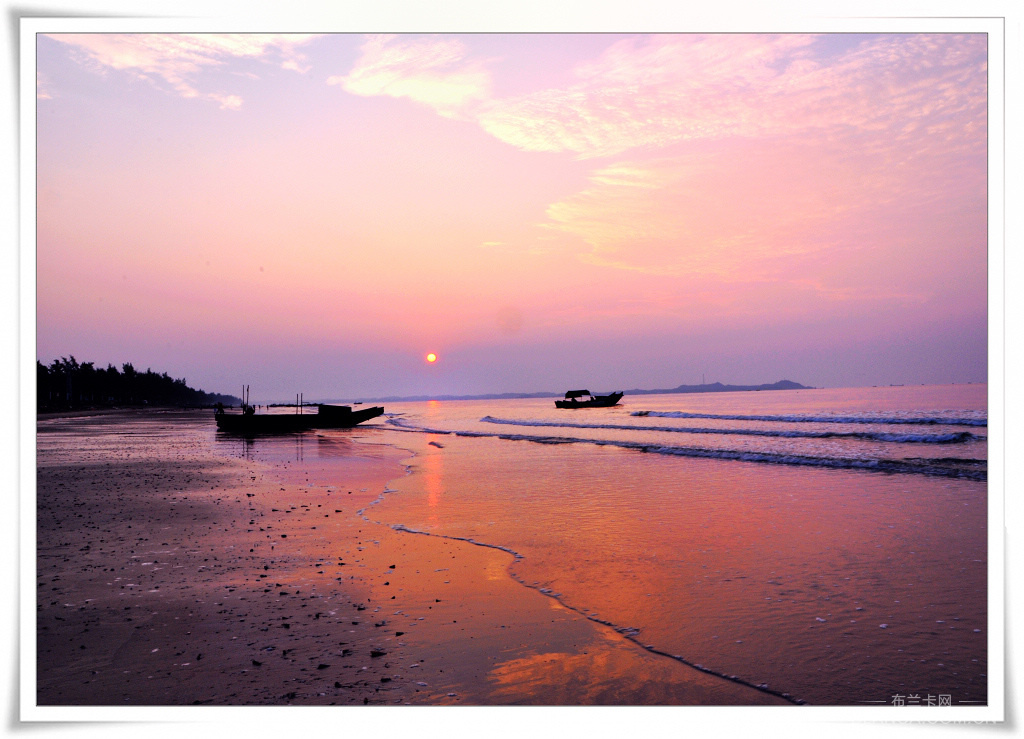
[
  {"x1": 632, "y1": 410, "x2": 987, "y2": 427},
  {"x1": 386, "y1": 418, "x2": 986, "y2": 481},
  {"x1": 480, "y1": 416, "x2": 983, "y2": 444}
]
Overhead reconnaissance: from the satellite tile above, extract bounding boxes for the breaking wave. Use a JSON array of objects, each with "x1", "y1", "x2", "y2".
[
  {"x1": 479, "y1": 416, "x2": 983, "y2": 444},
  {"x1": 386, "y1": 417, "x2": 986, "y2": 481},
  {"x1": 632, "y1": 410, "x2": 986, "y2": 427}
]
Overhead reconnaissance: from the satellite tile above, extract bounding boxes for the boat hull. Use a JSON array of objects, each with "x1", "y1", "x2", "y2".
[
  {"x1": 214, "y1": 404, "x2": 385, "y2": 435},
  {"x1": 314, "y1": 404, "x2": 385, "y2": 428},
  {"x1": 554, "y1": 392, "x2": 623, "y2": 409}
]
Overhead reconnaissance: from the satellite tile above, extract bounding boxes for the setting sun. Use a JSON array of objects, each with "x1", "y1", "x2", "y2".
[{"x1": 426, "y1": 353, "x2": 438, "y2": 363}]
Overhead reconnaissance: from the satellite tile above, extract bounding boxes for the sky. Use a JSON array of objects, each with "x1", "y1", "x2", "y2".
[{"x1": 33, "y1": 26, "x2": 991, "y2": 401}]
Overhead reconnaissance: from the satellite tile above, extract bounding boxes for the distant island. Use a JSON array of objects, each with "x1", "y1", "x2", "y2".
[
  {"x1": 354, "y1": 380, "x2": 812, "y2": 404},
  {"x1": 624, "y1": 379, "x2": 812, "y2": 395}
]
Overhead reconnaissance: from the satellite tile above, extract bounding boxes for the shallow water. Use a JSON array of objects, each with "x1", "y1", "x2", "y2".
[{"x1": 368, "y1": 384, "x2": 988, "y2": 705}]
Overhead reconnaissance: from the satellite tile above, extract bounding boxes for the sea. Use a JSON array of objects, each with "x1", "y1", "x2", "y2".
[
  {"x1": 348, "y1": 383, "x2": 989, "y2": 706},
  {"x1": 40, "y1": 382, "x2": 987, "y2": 707}
]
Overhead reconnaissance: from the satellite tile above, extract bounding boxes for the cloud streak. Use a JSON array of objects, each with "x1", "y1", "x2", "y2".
[
  {"x1": 480, "y1": 34, "x2": 986, "y2": 158},
  {"x1": 328, "y1": 34, "x2": 491, "y2": 118},
  {"x1": 45, "y1": 33, "x2": 321, "y2": 108},
  {"x1": 337, "y1": 34, "x2": 985, "y2": 161}
]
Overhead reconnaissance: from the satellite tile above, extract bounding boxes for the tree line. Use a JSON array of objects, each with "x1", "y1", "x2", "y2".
[{"x1": 37, "y1": 356, "x2": 239, "y2": 412}]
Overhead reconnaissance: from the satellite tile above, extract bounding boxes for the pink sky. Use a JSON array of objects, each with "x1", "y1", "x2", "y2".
[{"x1": 35, "y1": 31, "x2": 988, "y2": 400}]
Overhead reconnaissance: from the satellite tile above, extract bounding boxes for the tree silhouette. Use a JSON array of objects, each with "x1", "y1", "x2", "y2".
[{"x1": 36, "y1": 357, "x2": 239, "y2": 412}]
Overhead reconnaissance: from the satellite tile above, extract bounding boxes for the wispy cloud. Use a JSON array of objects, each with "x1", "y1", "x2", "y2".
[
  {"x1": 328, "y1": 34, "x2": 491, "y2": 118},
  {"x1": 45, "y1": 33, "x2": 321, "y2": 109},
  {"x1": 512, "y1": 33, "x2": 987, "y2": 292},
  {"x1": 541, "y1": 103, "x2": 985, "y2": 305},
  {"x1": 327, "y1": 33, "x2": 987, "y2": 297},
  {"x1": 36, "y1": 69, "x2": 53, "y2": 100},
  {"x1": 478, "y1": 35, "x2": 817, "y2": 158},
  {"x1": 477, "y1": 34, "x2": 986, "y2": 159},
  {"x1": 320, "y1": 32, "x2": 988, "y2": 165}
]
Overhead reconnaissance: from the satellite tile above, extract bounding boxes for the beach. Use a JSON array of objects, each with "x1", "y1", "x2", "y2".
[
  {"x1": 35, "y1": 408, "x2": 786, "y2": 706},
  {"x1": 34, "y1": 385, "x2": 989, "y2": 709},
  {"x1": 37, "y1": 409, "x2": 409, "y2": 705}
]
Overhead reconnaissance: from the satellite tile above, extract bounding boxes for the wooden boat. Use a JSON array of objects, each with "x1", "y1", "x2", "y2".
[
  {"x1": 554, "y1": 389, "x2": 624, "y2": 409},
  {"x1": 214, "y1": 403, "x2": 384, "y2": 435},
  {"x1": 314, "y1": 403, "x2": 385, "y2": 428}
]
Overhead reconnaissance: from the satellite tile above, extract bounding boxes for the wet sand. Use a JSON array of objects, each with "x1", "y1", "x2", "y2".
[
  {"x1": 37, "y1": 412, "x2": 408, "y2": 705},
  {"x1": 35, "y1": 409, "x2": 786, "y2": 707}
]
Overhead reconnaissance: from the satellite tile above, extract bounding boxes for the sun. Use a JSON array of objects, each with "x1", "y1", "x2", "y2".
[{"x1": 426, "y1": 352, "x2": 438, "y2": 363}]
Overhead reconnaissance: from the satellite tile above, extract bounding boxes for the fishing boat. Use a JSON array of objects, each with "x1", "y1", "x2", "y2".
[
  {"x1": 215, "y1": 404, "x2": 385, "y2": 434},
  {"x1": 214, "y1": 388, "x2": 384, "y2": 434},
  {"x1": 214, "y1": 407, "x2": 311, "y2": 434},
  {"x1": 554, "y1": 389, "x2": 624, "y2": 409}
]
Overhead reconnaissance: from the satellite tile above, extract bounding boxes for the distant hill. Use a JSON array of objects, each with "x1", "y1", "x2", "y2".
[
  {"x1": 354, "y1": 380, "x2": 812, "y2": 403},
  {"x1": 624, "y1": 380, "x2": 812, "y2": 395}
]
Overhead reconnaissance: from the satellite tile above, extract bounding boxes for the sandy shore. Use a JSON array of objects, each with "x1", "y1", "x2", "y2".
[
  {"x1": 34, "y1": 409, "x2": 785, "y2": 708},
  {"x1": 36, "y1": 410, "x2": 419, "y2": 705}
]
